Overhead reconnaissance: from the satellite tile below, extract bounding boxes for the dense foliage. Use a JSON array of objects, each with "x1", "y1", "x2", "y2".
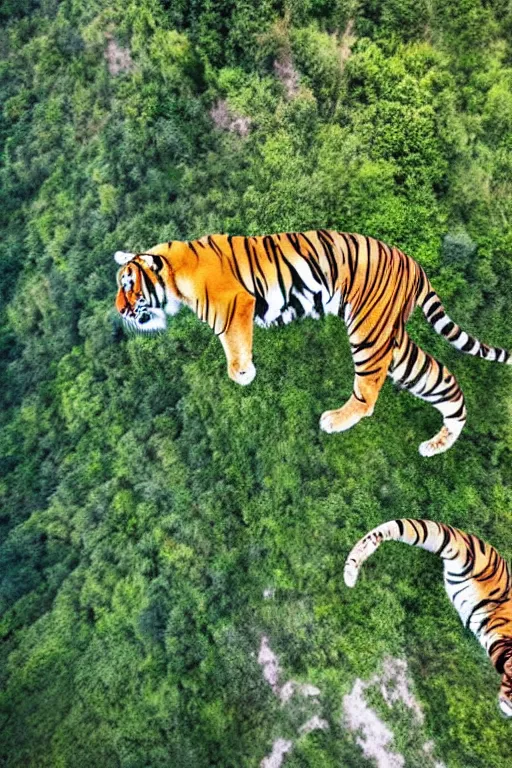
[{"x1": 1, "y1": 1, "x2": 512, "y2": 765}]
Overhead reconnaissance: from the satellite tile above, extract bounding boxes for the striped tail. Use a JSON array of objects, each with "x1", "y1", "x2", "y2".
[
  {"x1": 419, "y1": 281, "x2": 511, "y2": 364},
  {"x1": 344, "y1": 519, "x2": 464, "y2": 588}
]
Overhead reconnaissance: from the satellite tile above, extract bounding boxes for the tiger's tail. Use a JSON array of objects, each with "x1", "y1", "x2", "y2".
[
  {"x1": 343, "y1": 518, "x2": 466, "y2": 588},
  {"x1": 417, "y1": 273, "x2": 511, "y2": 364}
]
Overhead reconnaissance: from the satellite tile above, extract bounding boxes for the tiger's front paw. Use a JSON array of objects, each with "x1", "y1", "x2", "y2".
[{"x1": 229, "y1": 362, "x2": 256, "y2": 386}]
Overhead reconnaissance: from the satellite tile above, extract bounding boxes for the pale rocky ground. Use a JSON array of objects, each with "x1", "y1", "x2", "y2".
[
  {"x1": 104, "y1": 36, "x2": 134, "y2": 76},
  {"x1": 257, "y1": 631, "x2": 446, "y2": 768},
  {"x1": 209, "y1": 100, "x2": 252, "y2": 137}
]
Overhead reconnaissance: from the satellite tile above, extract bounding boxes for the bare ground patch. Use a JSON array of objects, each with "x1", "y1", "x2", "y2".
[
  {"x1": 273, "y1": 55, "x2": 300, "y2": 99},
  {"x1": 261, "y1": 738, "x2": 293, "y2": 768},
  {"x1": 209, "y1": 99, "x2": 251, "y2": 137},
  {"x1": 343, "y1": 678, "x2": 406, "y2": 768},
  {"x1": 104, "y1": 35, "x2": 134, "y2": 76},
  {"x1": 257, "y1": 635, "x2": 328, "y2": 766},
  {"x1": 258, "y1": 635, "x2": 321, "y2": 704},
  {"x1": 339, "y1": 18, "x2": 356, "y2": 71},
  {"x1": 256, "y1": 640, "x2": 445, "y2": 768},
  {"x1": 343, "y1": 656, "x2": 446, "y2": 768}
]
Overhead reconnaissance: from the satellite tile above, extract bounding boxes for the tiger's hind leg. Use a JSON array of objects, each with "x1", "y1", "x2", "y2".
[
  {"x1": 388, "y1": 330, "x2": 466, "y2": 456},
  {"x1": 320, "y1": 334, "x2": 396, "y2": 434}
]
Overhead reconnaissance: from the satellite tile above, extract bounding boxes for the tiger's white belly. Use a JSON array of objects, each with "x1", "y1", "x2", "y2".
[{"x1": 254, "y1": 283, "x2": 342, "y2": 329}]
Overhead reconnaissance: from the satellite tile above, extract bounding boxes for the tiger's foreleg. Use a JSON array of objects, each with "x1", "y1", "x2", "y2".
[
  {"x1": 320, "y1": 334, "x2": 395, "y2": 434},
  {"x1": 388, "y1": 330, "x2": 466, "y2": 456},
  {"x1": 218, "y1": 292, "x2": 257, "y2": 386}
]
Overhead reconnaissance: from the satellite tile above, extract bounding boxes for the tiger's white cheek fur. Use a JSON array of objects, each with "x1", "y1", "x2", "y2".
[
  {"x1": 165, "y1": 293, "x2": 181, "y2": 316},
  {"x1": 155, "y1": 283, "x2": 165, "y2": 303},
  {"x1": 135, "y1": 308, "x2": 168, "y2": 332}
]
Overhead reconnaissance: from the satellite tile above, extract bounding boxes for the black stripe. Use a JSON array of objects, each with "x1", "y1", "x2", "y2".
[
  {"x1": 349, "y1": 244, "x2": 398, "y2": 336},
  {"x1": 250, "y1": 238, "x2": 269, "y2": 291},
  {"x1": 317, "y1": 229, "x2": 338, "y2": 287},
  {"x1": 408, "y1": 519, "x2": 421, "y2": 546},
  {"x1": 228, "y1": 235, "x2": 252, "y2": 294},
  {"x1": 418, "y1": 364, "x2": 444, "y2": 397},
  {"x1": 461, "y1": 336, "x2": 477, "y2": 352},
  {"x1": 429, "y1": 311, "x2": 445, "y2": 326},
  {"x1": 264, "y1": 236, "x2": 288, "y2": 303},
  {"x1": 216, "y1": 294, "x2": 239, "y2": 336},
  {"x1": 243, "y1": 237, "x2": 258, "y2": 294},
  {"x1": 337, "y1": 232, "x2": 357, "y2": 295},
  {"x1": 204, "y1": 284, "x2": 210, "y2": 324},
  {"x1": 313, "y1": 292, "x2": 324, "y2": 317},
  {"x1": 474, "y1": 615, "x2": 492, "y2": 635},
  {"x1": 356, "y1": 368, "x2": 382, "y2": 377},
  {"x1": 436, "y1": 524, "x2": 451, "y2": 557},
  {"x1": 489, "y1": 641, "x2": 512, "y2": 673},
  {"x1": 399, "y1": 343, "x2": 419, "y2": 384},
  {"x1": 465, "y1": 598, "x2": 507, "y2": 629},
  {"x1": 208, "y1": 235, "x2": 223, "y2": 257},
  {"x1": 447, "y1": 402, "x2": 466, "y2": 421},
  {"x1": 427, "y1": 300, "x2": 442, "y2": 317},
  {"x1": 354, "y1": 335, "x2": 396, "y2": 369},
  {"x1": 405, "y1": 356, "x2": 431, "y2": 391},
  {"x1": 422, "y1": 290, "x2": 436, "y2": 305},
  {"x1": 418, "y1": 519, "x2": 429, "y2": 543},
  {"x1": 188, "y1": 241, "x2": 199, "y2": 262}
]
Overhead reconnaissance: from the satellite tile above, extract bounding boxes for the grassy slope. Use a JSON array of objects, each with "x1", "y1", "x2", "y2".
[{"x1": 1, "y1": 0, "x2": 512, "y2": 765}]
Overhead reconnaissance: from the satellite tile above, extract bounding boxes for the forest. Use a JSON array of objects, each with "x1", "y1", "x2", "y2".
[{"x1": 1, "y1": 0, "x2": 512, "y2": 765}]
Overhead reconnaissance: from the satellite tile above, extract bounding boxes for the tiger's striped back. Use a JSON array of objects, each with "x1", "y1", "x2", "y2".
[
  {"x1": 344, "y1": 519, "x2": 512, "y2": 715},
  {"x1": 205, "y1": 230, "x2": 510, "y2": 363},
  {"x1": 200, "y1": 231, "x2": 426, "y2": 331}
]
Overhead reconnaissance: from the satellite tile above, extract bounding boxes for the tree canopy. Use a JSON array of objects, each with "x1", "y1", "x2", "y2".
[{"x1": 1, "y1": 1, "x2": 512, "y2": 765}]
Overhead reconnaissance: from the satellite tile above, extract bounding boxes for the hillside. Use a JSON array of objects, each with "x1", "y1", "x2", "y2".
[{"x1": 1, "y1": 1, "x2": 512, "y2": 766}]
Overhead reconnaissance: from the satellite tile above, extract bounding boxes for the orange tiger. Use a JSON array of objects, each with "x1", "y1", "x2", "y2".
[
  {"x1": 344, "y1": 519, "x2": 512, "y2": 716},
  {"x1": 114, "y1": 231, "x2": 511, "y2": 456}
]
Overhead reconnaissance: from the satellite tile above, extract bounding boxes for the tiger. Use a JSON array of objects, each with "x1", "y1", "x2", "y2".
[
  {"x1": 114, "y1": 230, "x2": 511, "y2": 456},
  {"x1": 344, "y1": 518, "x2": 512, "y2": 716}
]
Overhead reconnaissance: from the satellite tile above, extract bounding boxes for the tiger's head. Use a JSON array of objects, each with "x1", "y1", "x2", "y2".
[
  {"x1": 499, "y1": 657, "x2": 512, "y2": 717},
  {"x1": 114, "y1": 250, "x2": 181, "y2": 332}
]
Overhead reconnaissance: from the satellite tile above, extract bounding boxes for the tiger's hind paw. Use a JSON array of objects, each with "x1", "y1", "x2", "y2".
[
  {"x1": 419, "y1": 425, "x2": 458, "y2": 457},
  {"x1": 320, "y1": 402, "x2": 373, "y2": 434}
]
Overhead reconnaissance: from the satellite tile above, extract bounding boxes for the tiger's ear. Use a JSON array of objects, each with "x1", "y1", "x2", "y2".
[
  {"x1": 139, "y1": 254, "x2": 156, "y2": 269},
  {"x1": 114, "y1": 251, "x2": 135, "y2": 265}
]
